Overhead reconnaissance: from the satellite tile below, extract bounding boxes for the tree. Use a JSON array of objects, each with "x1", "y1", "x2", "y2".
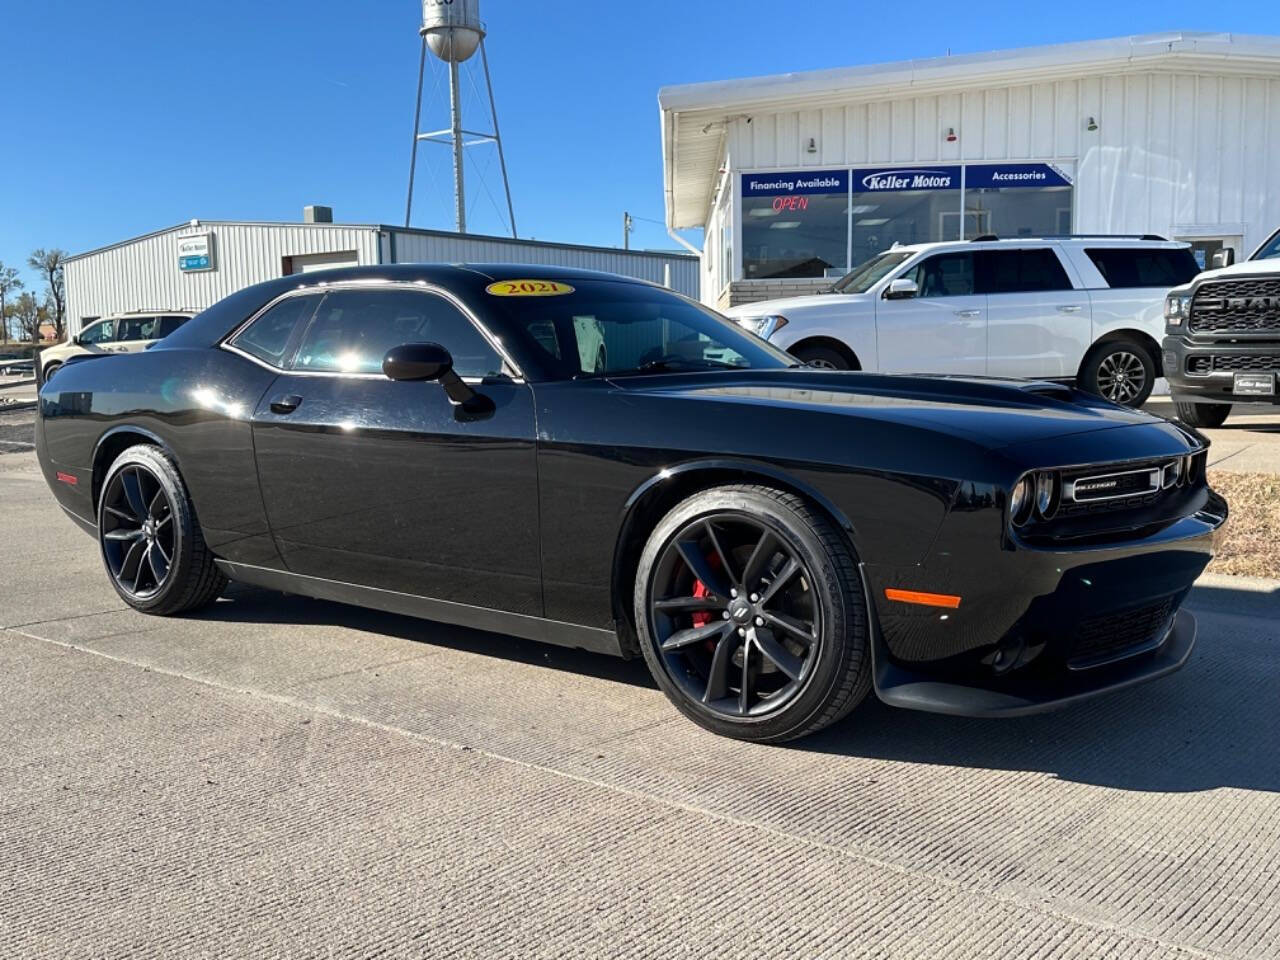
[
  {"x1": 28, "y1": 248, "x2": 67, "y2": 342},
  {"x1": 0, "y1": 263, "x2": 22, "y2": 343},
  {"x1": 12, "y1": 292, "x2": 42, "y2": 344}
]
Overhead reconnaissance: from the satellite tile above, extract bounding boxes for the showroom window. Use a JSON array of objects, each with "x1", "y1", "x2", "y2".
[
  {"x1": 741, "y1": 170, "x2": 849, "y2": 280},
  {"x1": 849, "y1": 166, "x2": 962, "y2": 265},
  {"x1": 963, "y1": 164, "x2": 1073, "y2": 239}
]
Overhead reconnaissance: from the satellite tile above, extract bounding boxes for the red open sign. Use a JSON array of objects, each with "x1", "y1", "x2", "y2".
[{"x1": 772, "y1": 196, "x2": 809, "y2": 212}]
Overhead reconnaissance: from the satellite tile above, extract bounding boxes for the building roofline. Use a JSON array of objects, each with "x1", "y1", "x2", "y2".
[
  {"x1": 66, "y1": 220, "x2": 697, "y2": 265},
  {"x1": 661, "y1": 30, "x2": 1280, "y2": 229}
]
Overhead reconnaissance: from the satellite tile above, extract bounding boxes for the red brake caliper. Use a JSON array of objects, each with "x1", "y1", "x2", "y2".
[{"x1": 690, "y1": 552, "x2": 722, "y2": 644}]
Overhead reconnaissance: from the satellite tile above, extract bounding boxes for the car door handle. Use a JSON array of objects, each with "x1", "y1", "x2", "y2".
[
  {"x1": 269, "y1": 394, "x2": 303, "y2": 414},
  {"x1": 1057, "y1": 305, "x2": 1083, "y2": 313},
  {"x1": 954, "y1": 309, "x2": 982, "y2": 318}
]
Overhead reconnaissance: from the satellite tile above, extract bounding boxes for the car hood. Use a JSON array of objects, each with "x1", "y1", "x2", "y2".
[
  {"x1": 723, "y1": 292, "x2": 862, "y2": 317},
  {"x1": 610, "y1": 368, "x2": 1174, "y2": 450}
]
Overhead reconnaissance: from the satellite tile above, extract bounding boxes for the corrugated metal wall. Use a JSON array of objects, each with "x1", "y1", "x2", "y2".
[
  {"x1": 725, "y1": 70, "x2": 1280, "y2": 256},
  {"x1": 387, "y1": 230, "x2": 701, "y2": 299},
  {"x1": 64, "y1": 223, "x2": 381, "y2": 334},
  {"x1": 65, "y1": 223, "x2": 701, "y2": 335}
]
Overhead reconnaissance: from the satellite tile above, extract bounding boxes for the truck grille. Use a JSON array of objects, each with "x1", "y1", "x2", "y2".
[
  {"x1": 1189, "y1": 277, "x2": 1280, "y2": 334},
  {"x1": 1187, "y1": 354, "x2": 1280, "y2": 374},
  {"x1": 1069, "y1": 595, "x2": 1176, "y2": 669}
]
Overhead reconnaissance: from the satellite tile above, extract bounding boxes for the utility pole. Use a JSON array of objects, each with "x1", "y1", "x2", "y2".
[{"x1": 623, "y1": 212, "x2": 634, "y2": 250}]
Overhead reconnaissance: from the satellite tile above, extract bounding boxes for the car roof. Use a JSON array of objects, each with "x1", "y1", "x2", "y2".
[{"x1": 279, "y1": 262, "x2": 657, "y2": 288}]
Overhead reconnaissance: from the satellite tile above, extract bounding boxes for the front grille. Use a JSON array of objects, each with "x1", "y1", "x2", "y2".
[
  {"x1": 1202, "y1": 354, "x2": 1280, "y2": 373},
  {"x1": 1190, "y1": 277, "x2": 1280, "y2": 333},
  {"x1": 1069, "y1": 596, "x2": 1176, "y2": 668}
]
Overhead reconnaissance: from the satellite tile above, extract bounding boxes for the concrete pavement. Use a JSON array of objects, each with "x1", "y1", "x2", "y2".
[{"x1": 2, "y1": 448, "x2": 1280, "y2": 958}]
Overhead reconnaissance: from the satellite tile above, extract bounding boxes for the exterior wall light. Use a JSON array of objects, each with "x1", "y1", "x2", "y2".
[{"x1": 1086, "y1": 117, "x2": 1099, "y2": 131}]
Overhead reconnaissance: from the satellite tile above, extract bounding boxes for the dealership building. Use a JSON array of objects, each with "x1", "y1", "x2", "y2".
[
  {"x1": 659, "y1": 32, "x2": 1280, "y2": 307},
  {"x1": 63, "y1": 214, "x2": 698, "y2": 335}
]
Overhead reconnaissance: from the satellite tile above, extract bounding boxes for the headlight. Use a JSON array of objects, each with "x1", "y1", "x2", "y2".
[
  {"x1": 1164, "y1": 293, "x2": 1192, "y2": 326},
  {"x1": 735, "y1": 315, "x2": 789, "y2": 340},
  {"x1": 1010, "y1": 475, "x2": 1034, "y2": 526},
  {"x1": 1035, "y1": 472, "x2": 1059, "y2": 518}
]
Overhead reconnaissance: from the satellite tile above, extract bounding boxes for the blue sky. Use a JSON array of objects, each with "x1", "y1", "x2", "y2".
[{"x1": 4, "y1": 0, "x2": 1279, "y2": 289}]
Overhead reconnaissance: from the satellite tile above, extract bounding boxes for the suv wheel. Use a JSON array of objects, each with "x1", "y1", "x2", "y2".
[
  {"x1": 791, "y1": 344, "x2": 853, "y2": 370},
  {"x1": 1174, "y1": 400, "x2": 1231, "y2": 429},
  {"x1": 1081, "y1": 340, "x2": 1155, "y2": 407},
  {"x1": 43, "y1": 361, "x2": 62, "y2": 382},
  {"x1": 98, "y1": 444, "x2": 227, "y2": 615},
  {"x1": 634, "y1": 484, "x2": 871, "y2": 743}
]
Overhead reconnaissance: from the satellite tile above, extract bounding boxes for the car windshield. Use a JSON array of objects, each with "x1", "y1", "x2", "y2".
[
  {"x1": 1253, "y1": 230, "x2": 1280, "y2": 261},
  {"x1": 486, "y1": 280, "x2": 796, "y2": 380},
  {"x1": 829, "y1": 251, "x2": 915, "y2": 294}
]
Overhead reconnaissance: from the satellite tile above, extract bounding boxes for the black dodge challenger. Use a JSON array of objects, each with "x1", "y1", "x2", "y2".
[{"x1": 37, "y1": 265, "x2": 1228, "y2": 742}]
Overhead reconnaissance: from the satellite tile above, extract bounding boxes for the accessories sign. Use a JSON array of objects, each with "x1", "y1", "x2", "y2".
[{"x1": 965, "y1": 163, "x2": 1073, "y2": 189}]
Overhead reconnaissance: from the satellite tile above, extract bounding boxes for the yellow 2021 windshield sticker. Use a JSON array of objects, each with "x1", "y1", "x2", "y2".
[{"x1": 486, "y1": 280, "x2": 575, "y2": 297}]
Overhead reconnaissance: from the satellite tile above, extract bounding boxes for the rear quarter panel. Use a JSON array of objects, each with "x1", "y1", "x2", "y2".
[{"x1": 39, "y1": 347, "x2": 283, "y2": 565}]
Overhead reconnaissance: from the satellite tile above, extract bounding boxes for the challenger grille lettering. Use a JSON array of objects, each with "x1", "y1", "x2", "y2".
[{"x1": 1076, "y1": 479, "x2": 1118, "y2": 494}]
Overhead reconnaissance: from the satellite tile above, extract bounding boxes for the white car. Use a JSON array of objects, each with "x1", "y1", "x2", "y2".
[
  {"x1": 40, "y1": 311, "x2": 193, "y2": 381},
  {"x1": 727, "y1": 237, "x2": 1201, "y2": 407}
]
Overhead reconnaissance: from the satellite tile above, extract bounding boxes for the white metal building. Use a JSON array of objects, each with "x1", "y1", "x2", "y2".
[
  {"x1": 64, "y1": 218, "x2": 699, "y2": 334},
  {"x1": 659, "y1": 32, "x2": 1280, "y2": 308}
]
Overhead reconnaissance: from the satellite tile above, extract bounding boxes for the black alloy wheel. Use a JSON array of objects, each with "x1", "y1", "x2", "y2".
[
  {"x1": 97, "y1": 445, "x2": 227, "y2": 615},
  {"x1": 101, "y1": 463, "x2": 176, "y2": 600},
  {"x1": 791, "y1": 344, "x2": 852, "y2": 370},
  {"x1": 635, "y1": 485, "x2": 871, "y2": 742},
  {"x1": 649, "y1": 514, "x2": 822, "y2": 718}
]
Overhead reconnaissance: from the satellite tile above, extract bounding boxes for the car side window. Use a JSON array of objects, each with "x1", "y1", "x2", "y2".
[
  {"x1": 905, "y1": 253, "x2": 976, "y2": 298},
  {"x1": 230, "y1": 295, "x2": 321, "y2": 368},
  {"x1": 293, "y1": 289, "x2": 504, "y2": 378},
  {"x1": 982, "y1": 250, "x2": 1073, "y2": 294},
  {"x1": 117, "y1": 318, "x2": 152, "y2": 341},
  {"x1": 78, "y1": 320, "x2": 115, "y2": 344},
  {"x1": 1085, "y1": 248, "x2": 1200, "y2": 288},
  {"x1": 155, "y1": 316, "x2": 188, "y2": 338}
]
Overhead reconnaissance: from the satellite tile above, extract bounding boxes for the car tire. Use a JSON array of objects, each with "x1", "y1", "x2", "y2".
[
  {"x1": 791, "y1": 344, "x2": 853, "y2": 370},
  {"x1": 1080, "y1": 340, "x2": 1156, "y2": 407},
  {"x1": 43, "y1": 361, "x2": 62, "y2": 382},
  {"x1": 1173, "y1": 400, "x2": 1231, "y2": 429},
  {"x1": 634, "y1": 484, "x2": 871, "y2": 743},
  {"x1": 97, "y1": 444, "x2": 227, "y2": 616}
]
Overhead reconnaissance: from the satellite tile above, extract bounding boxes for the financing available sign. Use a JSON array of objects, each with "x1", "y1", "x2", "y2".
[
  {"x1": 742, "y1": 170, "x2": 849, "y2": 197},
  {"x1": 178, "y1": 233, "x2": 216, "y2": 273}
]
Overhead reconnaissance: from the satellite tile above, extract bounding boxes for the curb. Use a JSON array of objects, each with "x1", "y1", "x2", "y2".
[{"x1": 1189, "y1": 572, "x2": 1280, "y2": 619}]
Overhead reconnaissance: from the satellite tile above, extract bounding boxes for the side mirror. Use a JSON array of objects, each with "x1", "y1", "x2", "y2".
[
  {"x1": 884, "y1": 278, "x2": 919, "y2": 300},
  {"x1": 383, "y1": 342, "x2": 453, "y2": 382},
  {"x1": 382, "y1": 341, "x2": 487, "y2": 410},
  {"x1": 1210, "y1": 248, "x2": 1236, "y2": 270}
]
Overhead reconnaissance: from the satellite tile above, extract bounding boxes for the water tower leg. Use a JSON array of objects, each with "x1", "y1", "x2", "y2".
[
  {"x1": 450, "y1": 59, "x2": 466, "y2": 234},
  {"x1": 405, "y1": 36, "x2": 428, "y2": 229},
  {"x1": 480, "y1": 38, "x2": 517, "y2": 239}
]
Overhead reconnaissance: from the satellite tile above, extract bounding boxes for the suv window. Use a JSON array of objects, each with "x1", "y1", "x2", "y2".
[
  {"x1": 1086, "y1": 248, "x2": 1200, "y2": 288},
  {"x1": 155, "y1": 315, "x2": 189, "y2": 338},
  {"x1": 78, "y1": 319, "x2": 116, "y2": 344},
  {"x1": 293, "y1": 288, "x2": 503, "y2": 378},
  {"x1": 981, "y1": 249, "x2": 1072, "y2": 294},
  {"x1": 905, "y1": 253, "x2": 976, "y2": 298},
  {"x1": 230, "y1": 295, "x2": 321, "y2": 368}
]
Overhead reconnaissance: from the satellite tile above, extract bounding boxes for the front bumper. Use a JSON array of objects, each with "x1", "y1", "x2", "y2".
[
  {"x1": 860, "y1": 490, "x2": 1227, "y2": 717},
  {"x1": 1163, "y1": 335, "x2": 1280, "y2": 405}
]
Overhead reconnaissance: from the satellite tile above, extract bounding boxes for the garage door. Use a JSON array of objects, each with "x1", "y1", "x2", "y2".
[{"x1": 285, "y1": 251, "x2": 361, "y2": 274}]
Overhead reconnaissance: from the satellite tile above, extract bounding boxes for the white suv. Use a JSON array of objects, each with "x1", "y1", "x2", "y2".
[
  {"x1": 41, "y1": 311, "x2": 193, "y2": 381},
  {"x1": 726, "y1": 237, "x2": 1200, "y2": 407}
]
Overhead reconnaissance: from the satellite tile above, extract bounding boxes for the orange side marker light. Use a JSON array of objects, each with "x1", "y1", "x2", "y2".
[{"x1": 884, "y1": 588, "x2": 961, "y2": 609}]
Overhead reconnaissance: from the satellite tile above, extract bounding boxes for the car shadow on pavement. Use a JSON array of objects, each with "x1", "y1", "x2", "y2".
[
  {"x1": 804, "y1": 579, "x2": 1280, "y2": 794},
  {"x1": 187, "y1": 582, "x2": 657, "y2": 690}
]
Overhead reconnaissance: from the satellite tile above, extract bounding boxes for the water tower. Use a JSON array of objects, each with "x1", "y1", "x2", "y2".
[{"x1": 406, "y1": 0, "x2": 517, "y2": 236}]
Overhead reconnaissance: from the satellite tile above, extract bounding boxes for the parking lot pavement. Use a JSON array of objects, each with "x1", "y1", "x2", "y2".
[
  {"x1": 2, "y1": 448, "x2": 1279, "y2": 958},
  {"x1": 1145, "y1": 399, "x2": 1280, "y2": 475}
]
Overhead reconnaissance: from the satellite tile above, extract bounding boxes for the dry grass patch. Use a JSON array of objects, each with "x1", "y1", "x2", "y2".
[{"x1": 1207, "y1": 471, "x2": 1280, "y2": 579}]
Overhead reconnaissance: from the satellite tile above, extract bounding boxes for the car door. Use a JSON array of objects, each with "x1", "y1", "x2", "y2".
[
  {"x1": 874, "y1": 251, "x2": 987, "y2": 374},
  {"x1": 983, "y1": 248, "x2": 1090, "y2": 379},
  {"x1": 247, "y1": 284, "x2": 543, "y2": 617},
  {"x1": 74, "y1": 318, "x2": 117, "y2": 354}
]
